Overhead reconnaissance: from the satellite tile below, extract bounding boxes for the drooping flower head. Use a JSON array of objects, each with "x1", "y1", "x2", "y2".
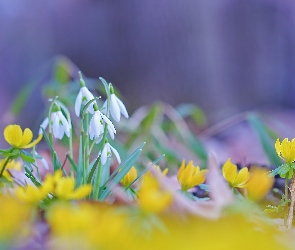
[
  {"x1": 4, "y1": 125, "x2": 42, "y2": 149},
  {"x1": 75, "y1": 72, "x2": 96, "y2": 117},
  {"x1": 177, "y1": 160, "x2": 208, "y2": 191},
  {"x1": 222, "y1": 158, "x2": 250, "y2": 188},
  {"x1": 275, "y1": 138, "x2": 295, "y2": 164},
  {"x1": 89, "y1": 104, "x2": 116, "y2": 142},
  {"x1": 39, "y1": 104, "x2": 71, "y2": 140},
  {"x1": 103, "y1": 84, "x2": 129, "y2": 122},
  {"x1": 99, "y1": 140, "x2": 121, "y2": 165}
]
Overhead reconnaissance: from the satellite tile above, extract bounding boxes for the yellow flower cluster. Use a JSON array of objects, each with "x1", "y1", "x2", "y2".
[
  {"x1": 14, "y1": 170, "x2": 92, "y2": 205},
  {"x1": 275, "y1": 138, "x2": 295, "y2": 164},
  {"x1": 137, "y1": 172, "x2": 172, "y2": 213},
  {"x1": 177, "y1": 160, "x2": 207, "y2": 191}
]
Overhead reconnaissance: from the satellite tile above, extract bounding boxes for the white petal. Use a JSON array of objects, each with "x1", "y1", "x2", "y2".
[
  {"x1": 110, "y1": 94, "x2": 121, "y2": 122},
  {"x1": 115, "y1": 95, "x2": 129, "y2": 118},
  {"x1": 109, "y1": 144, "x2": 121, "y2": 164},
  {"x1": 101, "y1": 114, "x2": 116, "y2": 140},
  {"x1": 101, "y1": 100, "x2": 107, "y2": 115},
  {"x1": 82, "y1": 87, "x2": 95, "y2": 114},
  {"x1": 35, "y1": 151, "x2": 49, "y2": 170},
  {"x1": 101, "y1": 144, "x2": 109, "y2": 165},
  {"x1": 58, "y1": 111, "x2": 70, "y2": 137},
  {"x1": 52, "y1": 113, "x2": 60, "y2": 139},
  {"x1": 75, "y1": 89, "x2": 83, "y2": 117},
  {"x1": 39, "y1": 117, "x2": 49, "y2": 135}
]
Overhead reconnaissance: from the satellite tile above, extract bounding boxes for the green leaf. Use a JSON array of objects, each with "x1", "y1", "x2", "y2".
[
  {"x1": 20, "y1": 153, "x2": 35, "y2": 163},
  {"x1": 247, "y1": 113, "x2": 282, "y2": 166},
  {"x1": 98, "y1": 142, "x2": 146, "y2": 200},
  {"x1": 76, "y1": 135, "x2": 84, "y2": 187},
  {"x1": 67, "y1": 154, "x2": 77, "y2": 172}
]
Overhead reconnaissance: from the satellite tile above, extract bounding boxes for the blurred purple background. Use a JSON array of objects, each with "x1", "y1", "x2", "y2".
[{"x1": 1, "y1": 0, "x2": 295, "y2": 129}]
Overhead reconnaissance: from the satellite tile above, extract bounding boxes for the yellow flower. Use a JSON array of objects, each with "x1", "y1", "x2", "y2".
[
  {"x1": 222, "y1": 158, "x2": 250, "y2": 188},
  {"x1": 14, "y1": 182, "x2": 52, "y2": 205},
  {"x1": 44, "y1": 170, "x2": 92, "y2": 200},
  {"x1": 0, "y1": 158, "x2": 22, "y2": 182},
  {"x1": 151, "y1": 164, "x2": 168, "y2": 176},
  {"x1": 120, "y1": 166, "x2": 137, "y2": 187},
  {"x1": 4, "y1": 124, "x2": 42, "y2": 149},
  {"x1": 138, "y1": 173, "x2": 172, "y2": 213},
  {"x1": 245, "y1": 167, "x2": 274, "y2": 201},
  {"x1": 275, "y1": 138, "x2": 295, "y2": 164},
  {"x1": 177, "y1": 160, "x2": 208, "y2": 191}
]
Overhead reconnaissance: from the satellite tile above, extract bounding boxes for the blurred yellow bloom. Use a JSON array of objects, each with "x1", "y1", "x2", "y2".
[
  {"x1": 120, "y1": 166, "x2": 137, "y2": 187},
  {"x1": 47, "y1": 202, "x2": 129, "y2": 250},
  {"x1": 138, "y1": 173, "x2": 172, "y2": 213},
  {"x1": 44, "y1": 170, "x2": 92, "y2": 200},
  {"x1": 177, "y1": 160, "x2": 208, "y2": 191},
  {"x1": 14, "y1": 182, "x2": 52, "y2": 205},
  {"x1": 245, "y1": 167, "x2": 274, "y2": 201},
  {"x1": 4, "y1": 124, "x2": 42, "y2": 149},
  {"x1": 0, "y1": 195, "x2": 30, "y2": 243},
  {"x1": 275, "y1": 138, "x2": 295, "y2": 164},
  {"x1": 222, "y1": 158, "x2": 250, "y2": 188},
  {"x1": 0, "y1": 158, "x2": 22, "y2": 182}
]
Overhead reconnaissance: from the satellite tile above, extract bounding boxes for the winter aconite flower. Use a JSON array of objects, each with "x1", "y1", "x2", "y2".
[
  {"x1": 138, "y1": 172, "x2": 172, "y2": 213},
  {"x1": 177, "y1": 160, "x2": 208, "y2": 191},
  {"x1": 245, "y1": 167, "x2": 274, "y2": 201},
  {"x1": 104, "y1": 85, "x2": 128, "y2": 122},
  {"x1": 44, "y1": 170, "x2": 92, "y2": 200},
  {"x1": 100, "y1": 140, "x2": 121, "y2": 165},
  {"x1": 120, "y1": 166, "x2": 137, "y2": 187},
  {"x1": 275, "y1": 138, "x2": 295, "y2": 164},
  {"x1": 14, "y1": 182, "x2": 52, "y2": 205},
  {"x1": 75, "y1": 72, "x2": 95, "y2": 117},
  {"x1": 89, "y1": 104, "x2": 116, "y2": 141},
  {"x1": 4, "y1": 125, "x2": 42, "y2": 149},
  {"x1": 222, "y1": 158, "x2": 250, "y2": 188}
]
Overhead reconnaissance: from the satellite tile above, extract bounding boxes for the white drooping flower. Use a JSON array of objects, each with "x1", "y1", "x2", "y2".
[
  {"x1": 75, "y1": 72, "x2": 96, "y2": 117},
  {"x1": 89, "y1": 110, "x2": 116, "y2": 142},
  {"x1": 103, "y1": 92, "x2": 129, "y2": 122},
  {"x1": 75, "y1": 86, "x2": 96, "y2": 117},
  {"x1": 100, "y1": 142, "x2": 121, "y2": 165},
  {"x1": 51, "y1": 111, "x2": 71, "y2": 139},
  {"x1": 39, "y1": 111, "x2": 71, "y2": 140}
]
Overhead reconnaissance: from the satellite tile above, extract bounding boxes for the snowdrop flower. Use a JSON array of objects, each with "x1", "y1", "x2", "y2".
[
  {"x1": 103, "y1": 85, "x2": 129, "y2": 122},
  {"x1": 89, "y1": 104, "x2": 116, "y2": 142},
  {"x1": 39, "y1": 106, "x2": 71, "y2": 140},
  {"x1": 75, "y1": 72, "x2": 96, "y2": 117},
  {"x1": 100, "y1": 140, "x2": 121, "y2": 165}
]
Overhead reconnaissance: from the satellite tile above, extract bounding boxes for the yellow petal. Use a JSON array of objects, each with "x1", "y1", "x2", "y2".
[
  {"x1": 55, "y1": 178, "x2": 75, "y2": 199},
  {"x1": 69, "y1": 185, "x2": 92, "y2": 200},
  {"x1": 22, "y1": 134, "x2": 42, "y2": 149},
  {"x1": 177, "y1": 160, "x2": 186, "y2": 181},
  {"x1": 19, "y1": 128, "x2": 33, "y2": 148},
  {"x1": 222, "y1": 159, "x2": 238, "y2": 186},
  {"x1": 4, "y1": 125, "x2": 23, "y2": 148},
  {"x1": 275, "y1": 139, "x2": 282, "y2": 159},
  {"x1": 234, "y1": 167, "x2": 250, "y2": 188}
]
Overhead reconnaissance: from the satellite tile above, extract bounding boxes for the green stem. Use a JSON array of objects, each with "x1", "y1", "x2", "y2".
[
  {"x1": 0, "y1": 157, "x2": 11, "y2": 177},
  {"x1": 84, "y1": 113, "x2": 90, "y2": 183}
]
